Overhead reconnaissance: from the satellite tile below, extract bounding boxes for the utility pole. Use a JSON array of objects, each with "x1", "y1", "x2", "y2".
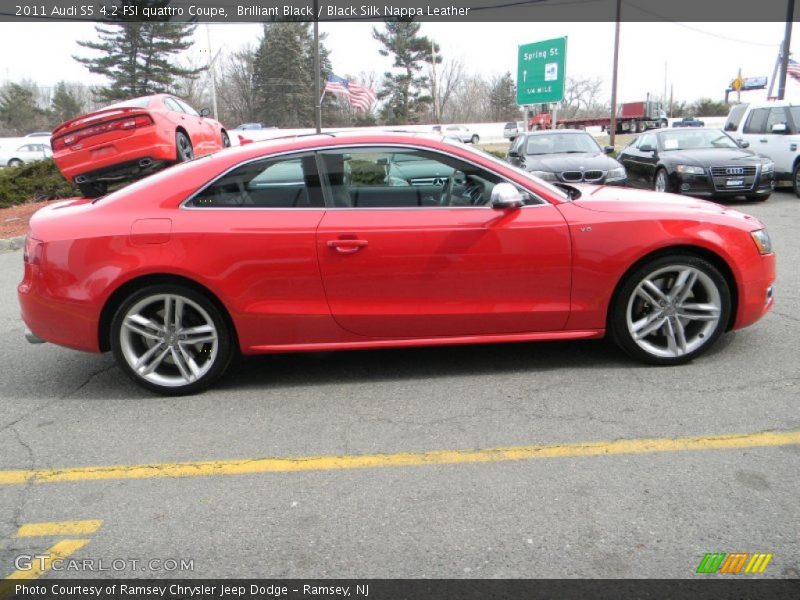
[
  {"x1": 313, "y1": 0, "x2": 322, "y2": 133},
  {"x1": 778, "y1": 0, "x2": 794, "y2": 101},
  {"x1": 205, "y1": 24, "x2": 218, "y2": 120},
  {"x1": 609, "y1": 0, "x2": 621, "y2": 148}
]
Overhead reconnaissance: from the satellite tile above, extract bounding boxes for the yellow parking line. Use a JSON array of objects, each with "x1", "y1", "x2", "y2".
[
  {"x1": 0, "y1": 430, "x2": 797, "y2": 486},
  {"x1": 4, "y1": 539, "x2": 90, "y2": 580},
  {"x1": 15, "y1": 520, "x2": 103, "y2": 538}
]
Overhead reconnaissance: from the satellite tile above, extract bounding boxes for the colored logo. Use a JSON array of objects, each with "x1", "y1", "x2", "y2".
[{"x1": 696, "y1": 552, "x2": 773, "y2": 574}]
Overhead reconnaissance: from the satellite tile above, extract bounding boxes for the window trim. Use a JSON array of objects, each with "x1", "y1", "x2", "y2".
[{"x1": 180, "y1": 143, "x2": 550, "y2": 211}]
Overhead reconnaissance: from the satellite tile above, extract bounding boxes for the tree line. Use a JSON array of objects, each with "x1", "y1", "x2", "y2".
[{"x1": 0, "y1": 19, "x2": 730, "y2": 136}]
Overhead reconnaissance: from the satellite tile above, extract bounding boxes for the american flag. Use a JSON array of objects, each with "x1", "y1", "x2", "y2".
[
  {"x1": 788, "y1": 57, "x2": 800, "y2": 82},
  {"x1": 324, "y1": 74, "x2": 377, "y2": 112}
]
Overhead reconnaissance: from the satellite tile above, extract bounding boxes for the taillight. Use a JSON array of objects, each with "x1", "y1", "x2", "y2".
[
  {"x1": 52, "y1": 114, "x2": 154, "y2": 150},
  {"x1": 23, "y1": 236, "x2": 43, "y2": 265}
]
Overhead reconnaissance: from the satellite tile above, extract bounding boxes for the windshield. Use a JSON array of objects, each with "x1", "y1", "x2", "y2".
[
  {"x1": 658, "y1": 129, "x2": 739, "y2": 150},
  {"x1": 525, "y1": 133, "x2": 602, "y2": 155},
  {"x1": 450, "y1": 140, "x2": 572, "y2": 201}
]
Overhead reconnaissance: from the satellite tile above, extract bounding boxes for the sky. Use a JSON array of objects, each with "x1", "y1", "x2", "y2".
[{"x1": 0, "y1": 20, "x2": 797, "y2": 104}]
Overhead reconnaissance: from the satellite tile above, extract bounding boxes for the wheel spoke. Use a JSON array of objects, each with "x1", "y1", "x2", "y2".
[
  {"x1": 163, "y1": 297, "x2": 173, "y2": 329},
  {"x1": 138, "y1": 345, "x2": 171, "y2": 376},
  {"x1": 177, "y1": 344, "x2": 202, "y2": 378},
  {"x1": 180, "y1": 324, "x2": 217, "y2": 345},
  {"x1": 669, "y1": 268, "x2": 697, "y2": 302},
  {"x1": 173, "y1": 297, "x2": 184, "y2": 330},
  {"x1": 124, "y1": 317, "x2": 162, "y2": 341},
  {"x1": 642, "y1": 279, "x2": 668, "y2": 302},
  {"x1": 635, "y1": 284, "x2": 661, "y2": 306},
  {"x1": 633, "y1": 313, "x2": 667, "y2": 340},
  {"x1": 664, "y1": 318, "x2": 681, "y2": 356},
  {"x1": 677, "y1": 302, "x2": 720, "y2": 321},
  {"x1": 170, "y1": 347, "x2": 193, "y2": 383},
  {"x1": 671, "y1": 317, "x2": 688, "y2": 354}
]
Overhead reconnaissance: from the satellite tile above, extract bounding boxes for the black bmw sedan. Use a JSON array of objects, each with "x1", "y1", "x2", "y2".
[
  {"x1": 617, "y1": 128, "x2": 774, "y2": 201},
  {"x1": 506, "y1": 130, "x2": 628, "y2": 185}
]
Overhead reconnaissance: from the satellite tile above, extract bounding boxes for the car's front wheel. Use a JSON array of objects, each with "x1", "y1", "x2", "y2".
[
  {"x1": 654, "y1": 168, "x2": 669, "y2": 193},
  {"x1": 176, "y1": 132, "x2": 194, "y2": 162},
  {"x1": 470, "y1": 134, "x2": 479, "y2": 144},
  {"x1": 610, "y1": 254, "x2": 731, "y2": 365},
  {"x1": 110, "y1": 284, "x2": 234, "y2": 395},
  {"x1": 792, "y1": 161, "x2": 800, "y2": 198},
  {"x1": 221, "y1": 131, "x2": 231, "y2": 148},
  {"x1": 8, "y1": 159, "x2": 22, "y2": 167}
]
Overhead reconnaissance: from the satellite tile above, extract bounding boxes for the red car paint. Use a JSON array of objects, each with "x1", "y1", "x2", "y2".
[
  {"x1": 19, "y1": 133, "x2": 774, "y2": 357},
  {"x1": 51, "y1": 94, "x2": 227, "y2": 184}
]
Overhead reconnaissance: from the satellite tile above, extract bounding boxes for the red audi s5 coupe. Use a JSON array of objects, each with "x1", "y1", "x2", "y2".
[
  {"x1": 19, "y1": 133, "x2": 775, "y2": 395},
  {"x1": 51, "y1": 94, "x2": 230, "y2": 198}
]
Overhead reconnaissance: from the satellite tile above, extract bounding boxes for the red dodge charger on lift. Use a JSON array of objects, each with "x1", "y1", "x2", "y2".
[
  {"x1": 51, "y1": 94, "x2": 230, "y2": 198},
  {"x1": 20, "y1": 133, "x2": 776, "y2": 395}
]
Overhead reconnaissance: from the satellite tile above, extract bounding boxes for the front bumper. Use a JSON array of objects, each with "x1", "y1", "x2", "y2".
[{"x1": 672, "y1": 171, "x2": 775, "y2": 198}]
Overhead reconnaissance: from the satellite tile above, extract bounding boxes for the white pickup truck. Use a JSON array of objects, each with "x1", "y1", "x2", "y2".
[{"x1": 724, "y1": 100, "x2": 800, "y2": 196}]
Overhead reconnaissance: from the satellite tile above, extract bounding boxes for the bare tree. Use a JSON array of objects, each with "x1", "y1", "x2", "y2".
[
  {"x1": 446, "y1": 74, "x2": 491, "y2": 123},
  {"x1": 171, "y1": 57, "x2": 212, "y2": 115},
  {"x1": 560, "y1": 76, "x2": 605, "y2": 119},
  {"x1": 216, "y1": 45, "x2": 261, "y2": 127},
  {"x1": 428, "y1": 57, "x2": 464, "y2": 124}
]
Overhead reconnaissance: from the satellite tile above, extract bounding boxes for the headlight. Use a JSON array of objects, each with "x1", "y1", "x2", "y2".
[
  {"x1": 762, "y1": 162, "x2": 774, "y2": 174},
  {"x1": 750, "y1": 229, "x2": 773, "y2": 255},
  {"x1": 606, "y1": 167, "x2": 626, "y2": 181},
  {"x1": 676, "y1": 165, "x2": 705, "y2": 175},
  {"x1": 530, "y1": 170, "x2": 557, "y2": 182}
]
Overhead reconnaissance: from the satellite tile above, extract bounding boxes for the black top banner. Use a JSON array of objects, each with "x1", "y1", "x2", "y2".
[
  {"x1": 2, "y1": 0, "x2": 800, "y2": 23},
  {"x1": 3, "y1": 579, "x2": 800, "y2": 600}
]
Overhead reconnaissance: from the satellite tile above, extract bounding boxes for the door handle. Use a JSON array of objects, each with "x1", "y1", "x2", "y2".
[
  {"x1": 759, "y1": 139, "x2": 768, "y2": 143},
  {"x1": 327, "y1": 239, "x2": 368, "y2": 254}
]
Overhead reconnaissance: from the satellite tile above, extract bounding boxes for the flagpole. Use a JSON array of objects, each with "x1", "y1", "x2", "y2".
[
  {"x1": 313, "y1": 0, "x2": 322, "y2": 133},
  {"x1": 777, "y1": 0, "x2": 794, "y2": 101}
]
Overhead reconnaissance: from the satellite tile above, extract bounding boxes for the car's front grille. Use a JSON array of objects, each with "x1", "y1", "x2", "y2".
[
  {"x1": 709, "y1": 166, "x2": 757, "y2": 177},
  {"x1": 560, "y1": 170, "x2": 605, "y2": 183}
]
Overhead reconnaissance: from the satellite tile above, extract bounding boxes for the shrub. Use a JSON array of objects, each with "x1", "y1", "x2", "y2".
[{"x1": 0, "y1": 159, "x2": 78, "y2": 208}]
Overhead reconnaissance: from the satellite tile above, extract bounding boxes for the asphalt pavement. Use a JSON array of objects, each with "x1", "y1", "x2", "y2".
[{"x1": 0, "y1": 191, "x2": 797, "y2": 579}]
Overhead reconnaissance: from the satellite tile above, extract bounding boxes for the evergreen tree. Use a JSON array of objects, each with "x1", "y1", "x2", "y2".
[
  {"x1": 372, "y1": 22, "x2": 438, "y2": 125},
  {"x1": 252, "y1": 22, "x2": 333, "y2": 128},
  {"x1": 51, "y1": 82, "x2": 84, "y2": 123},
  {"x1": 489, "y1": 72, "x2": 519, "y2": 122},
  {"x1": 0, "y1": 83, "x2": 48, "y2": 134},
  {"x1": 74, "y1": 1, "x2": 200, "y2": 102}
]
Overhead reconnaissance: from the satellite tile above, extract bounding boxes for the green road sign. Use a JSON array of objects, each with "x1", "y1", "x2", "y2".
[{"x1": 517, "y1": 37, "x2": 567, "y2": 105}]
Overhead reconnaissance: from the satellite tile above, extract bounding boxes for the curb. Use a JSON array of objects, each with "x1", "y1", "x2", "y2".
[{"x1": 0, "y1": 236, "x2": 25, "y2": 252}]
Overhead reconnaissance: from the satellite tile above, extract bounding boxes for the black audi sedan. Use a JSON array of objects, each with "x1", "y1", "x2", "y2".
[
  {"x1": 506, "y1": 129, "x2": 627, "y2": 185},
  {"x1": 617, "y1": 128, "x2": 774, "y2": 201}
]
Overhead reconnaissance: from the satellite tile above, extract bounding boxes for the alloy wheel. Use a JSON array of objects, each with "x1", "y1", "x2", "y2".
[{"x1": 654, "y1": 170, "x2": 668, "y2": 193}]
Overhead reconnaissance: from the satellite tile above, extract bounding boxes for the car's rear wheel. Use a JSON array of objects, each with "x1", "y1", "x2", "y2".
[
  {"x1": 654, "y1": 168, "x2": 669, "y2": 193},
  {"x1": 8, "y1": 159, "x2": 22, "y2": 167},
  {"x1": 110, "y1": 284, "x2": 233, "y2": 395},
  {"x1": 176, "y1": 132, "x2": 194, "y2": 162},
  {"x1": 792, "y1": 162, "x2": 800, "y2": 198},
  {"x1": 77, "y1": 181, "x2": 108, "y2": 198},
  {"x1": 610, "y1": 254, "x2": 731, "y2": 365},
  {"x1": 221, "y1": 131, "x2": 231, "y2": 148},
  {"x1": 470, "y1": 134, "x2": 479, "y2": 144}
]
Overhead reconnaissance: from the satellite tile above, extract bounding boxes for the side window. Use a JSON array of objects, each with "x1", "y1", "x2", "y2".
[
  {"x1": 163, "y1": 98, "x2": 184, "y2": 113},
  {"x1": 743, "y1": 108, "x2": 769, "y2": 134},
  {"x1": 175, "y1": 99, "x2": 199, "y2": 116},
  {"x1": 724, "y1": 104, "x2": 748, "y2": 131},
  {"x1": 766, "y1": 107, "x2": 789, "y2": 133},
  {"x1": 637, "y1": 133, "x2": 656, "y2": 149},
  {"x1": 186, "y1": 153, "x2": 323, "y2": 208},
  {"x1": 318, "y1": 147, "x2": 507, "y2": 208},
  {"x1": 511, "y1": 135, "x2": 525, "y2": 154}
]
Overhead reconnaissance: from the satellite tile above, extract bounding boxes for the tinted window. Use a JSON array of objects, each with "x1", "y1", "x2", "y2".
[
  {"x1": 318, "y1": 147, "x2": 508, "y2": 208},
  {"x1": 187, "y1": 153, "x2": 323, "y2": 208},
  {"x1": 658, "y1": 129, "x2": 738, "y2": 150},
  {"x1": 743, "y1": 108, "x2": 769, "y2": 134},
  {"x1": 788, "y1": 107, "x2": 800, "y2": 132},
  {"x1": 637, "y1": 133, "x2": 657, "y2": 149},
  {"x1": 766, "y1": 107, "x2": 789, "y2": 132},
  {"x1": 724, "y1": 104, "x2": 748, "y2": 131}
]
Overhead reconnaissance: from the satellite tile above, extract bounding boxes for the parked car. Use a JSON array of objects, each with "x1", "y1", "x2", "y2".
[
  {"x1": 0, "y1": 142, "x2": 53, "y2": 167},
  {"x1": 20, "y1": 132, "x2": 774, "y2": 394},
  {"x1": 51, "y1": 94, "x2": 230, "y2": 198},
  {"x1": 673, "y1": 117, "x2": 705, "y2": 128},
  {"x1": 724, "y1": 100, "x2": 800, "y2": 196},
  {"x1": 236, "y1": 123, "x2": 267, "y2": 130},
  {"x1": 503, "y1": 121, "x2": 527, "y2": 140},
  {"x1": 24, "y1": 131, "x2": 52, "y2": 138},
  {"x1": 506, "y1": 129, "x2": 627, "y2": 185},
  {"x1": 443, "y1": 125, "x2": 479, "y2": 144},
  {"x1": 617, "y1": 128, "x2": 774, "y2": 201}
]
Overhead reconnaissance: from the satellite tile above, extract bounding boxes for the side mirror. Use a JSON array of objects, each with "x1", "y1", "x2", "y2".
[
  {"x1": 508, "y1": 149, "x2": 519, "y2": 157},
  {"x1": 490, "y1": 182, "x2": 525, "y2": 209},
  {"x1": 603, "y1": 145, "x2": 614, "y2": 155},
  {"x1": 738, "y1": 140, "x2": 750, "y2": 148},
  {"x1": 199, "y1": 108, "x2": 211, "y2": 117},
  {"x1": 639, "y1": 144, "x2": 656, "y2": 153},
  {"x1": 771, "y1": 123, "x2": 788, "y2": 134}
]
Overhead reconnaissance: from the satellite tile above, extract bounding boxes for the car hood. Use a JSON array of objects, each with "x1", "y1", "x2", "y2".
[
  {"x1": 659, "y1": 148, "x2": 759, "y2": 165},
  {"x1": 571, "y1": 184, "x2": 763, "y2": 226},
  {"x1": 524, "y1": 153, "x2": 621, "y2": 172}
]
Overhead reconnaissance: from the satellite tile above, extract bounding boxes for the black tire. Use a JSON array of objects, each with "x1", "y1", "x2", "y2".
[
  {"x1": 792, "y1": 161, "x2": 800, "y2": 198},
  {"x1": 470, "y1": 134, "x2": 479, "y2": 144},
  {"x1": 660, "y1": 119, "x2": 668, "y2": 128},
  {"x1": 653, "y1": 168, "x2": 670, "y2": 193},
  {"x1": 77, "y1": 181, "x2": 108, "y2": 198},
  {"x1": 221, "y1": 131, "x2": 231, "y2": 148},
  {"x1": 176, "y1": 132, "x2": 194, "y2": 162},
  {"x1": 745, "y1": 193, "x2": 770, "y2": 202},
  {"x1": 609, "y1": 254, "x2": 731, "y2": 365},
  {"x1": 110, "y1": 283, "x2": 234, "y2": 395},
  {"x1": 8, "y1": 159, "x2": 22, "y2": 167}
]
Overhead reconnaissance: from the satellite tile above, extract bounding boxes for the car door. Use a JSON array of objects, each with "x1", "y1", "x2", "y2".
[
  {"x1": 617, "y1": 135, "x2": 653, "y2": 188},
  {"x1": 180, "y1": 152, "x2": 329, "y2": 350},
  {"x1": 176, "y1": 98, "x2": 218, "y2": 152},
  {"x1": 315, "y1": 146, "x2": 572, "y2": 338},
  {"x1": 757, "y1": 107, "x2": 795, "y2": 175}
]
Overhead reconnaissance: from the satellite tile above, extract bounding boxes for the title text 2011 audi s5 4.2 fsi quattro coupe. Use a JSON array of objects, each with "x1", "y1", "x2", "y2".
[{"x1": 19, "y1": 133, "x2": 775, "y2": 395}]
